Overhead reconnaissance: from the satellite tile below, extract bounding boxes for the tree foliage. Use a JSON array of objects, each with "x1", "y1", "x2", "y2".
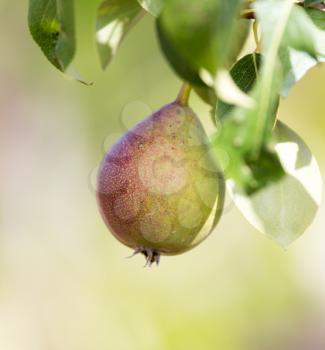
[{"x1": 28, "y1": 0, "x2": 325, "y2": 246}]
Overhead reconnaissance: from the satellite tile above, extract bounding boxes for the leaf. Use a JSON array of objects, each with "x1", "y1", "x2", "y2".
[
  {"x1": 96, "y1": 0, "x2": 143, "y2": 70},
  {"x1": 304, "y1": 0, "x2": 324, "y2": 8},
  {"x1": 280, "y1": 6, "x2": 325, "y2": 96},
  {"x1": 213, "y1": 69, "x2": 255, "y2": 109},
  {"x1": 213, "y1": 107, "x2": 284, "y2": 194},
  {"x1": 256, "y1": 1, "x2": 322, "y2": 57},
  {"x1": 137, "y1": 0, "x2": 163, "y2": 17},
  {"x1": 213, "y1": 51, "x2": 282, "y2": 192},
  {"x1": 193, "y1": 85, "x2": 217, "y2": 107},
  {"x1": 257, "y1": 2, "x2": 325, "y2": 97},
  {"x1": 229, "y1": 121, "x2": 322, "y2": 247},
  {"x1": 307, "y1": 7, "x2": 325, "y2": 30},
  {"x1": 157, "y1": 0, "x2": 250, "y2": 108},
  {"x1": 213, "y1": 1, "x2": 324, "y2": 241},
  {"x1": 217, "y1": 54, "x2": 262, "y2": 120},
  {"x1": 280, "y1": 47, "x2": 318, "y2": 97},
  {"x1": 213, "y1": 2, "x2": 299, "y2": 194},
  {"x1": 193, "y1": 54, "x2": 261, "y2": 115},
  {"x1": 157, "y1": 0, "x2": 248, "y2": 81},
  {"x1": 156, "y1": 18, "x2": 205, "y2": 86},
  {"x1": 157, "y1": 8, "x2": 231, "y2": 108},
  {"x1": 28, "y1": 0, "x2": 76, "y2": 71},
  {"x1": 213, "y1": 1, "x2": 325, "y2": 193}
]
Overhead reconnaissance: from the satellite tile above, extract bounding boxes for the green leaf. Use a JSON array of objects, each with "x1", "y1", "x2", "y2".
[
  {"x1": 28, "y1": 0, "x2": 76, "y2": 71},
  {"x1": 256, "y1": 1, "x2": 318, "y2": 58},
  {"x1": 137, "y1": 0, "x2": 163, "y2": 17},
  {"x1": 277, "y1": 6, "x2": 325, "y2": 96},
  {"x1": 257, "y1": 1, "x2": 325, "y2": 97},
  {"x1": 156, "y1": 18, "x2": 205, "y2": 86},
  {"x1": 280, "y1": 48, "x2": 318, "y2": 97},
  {"x1": 307, "y1": 7, "x2": 325, "y2": 30},
  {"x1": 252, "y1": 0, "x2": 321, "y2": 145},
  {"x1": 193, "y1": 85, "x2": 217, "y2": 107},
  {"x1": 304, "y1": 0, "x2": 324, "y2": 8},
  {"x1": 158, "y1": 0, "x2": 248, "y2": 81},
  {"x1": 214, "y1": 0, "x2": 309, "y2": 194},
  {"x1": 213, "y1": 103, "x2": 283, "y2": 194},
  {"x1": 229, "y1": 121, "x2": 322, "y2": 247},
  {"x1": 217, "y1": 54, "x2": 262, "y2": 120},
  {"x1": 96, "y1": 0, "x2": 143, "y2": 70},
  {"x1": 192, "y1": 53, "x2": 260, "y2": 114},
  {"x1": 214, "y1": 1, "x2": 324, "y2": 201},
  {"x1": 213, "y1": 52, "x2": 281, "y2": 192}
]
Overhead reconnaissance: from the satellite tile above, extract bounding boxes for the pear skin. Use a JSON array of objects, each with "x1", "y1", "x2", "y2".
[{"x1": 97, "y1": 101, "x2": 225, "y2": 265}]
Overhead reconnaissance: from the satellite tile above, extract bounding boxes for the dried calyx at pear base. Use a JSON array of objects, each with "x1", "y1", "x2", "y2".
[{"x1": 97, "y1": 84, "x2": 225, "y2": 267}]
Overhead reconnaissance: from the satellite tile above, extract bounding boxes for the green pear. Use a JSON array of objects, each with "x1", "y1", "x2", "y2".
[{"x1": 97, "y1": 90, "x2": 225, "y2": 266}]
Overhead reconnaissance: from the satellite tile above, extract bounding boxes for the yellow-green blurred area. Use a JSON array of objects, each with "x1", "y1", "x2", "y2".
[{"x1": 1, "y1": 1, "x2": 325, "y2": 350}]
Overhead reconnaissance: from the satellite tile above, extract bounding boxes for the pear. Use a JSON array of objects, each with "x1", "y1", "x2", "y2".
[{"x1": 97, "y1": 86, "x2": 225, "y2": 266}]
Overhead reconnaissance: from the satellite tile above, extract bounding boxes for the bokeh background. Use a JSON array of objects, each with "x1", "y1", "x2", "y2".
[{"x1": 1, "y1": 1, "x2": 325, "y2": 349}]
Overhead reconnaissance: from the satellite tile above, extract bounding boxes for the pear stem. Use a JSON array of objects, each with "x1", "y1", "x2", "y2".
[{"x1": 175, "y1": 82, "x2": 192, "y2": 106}]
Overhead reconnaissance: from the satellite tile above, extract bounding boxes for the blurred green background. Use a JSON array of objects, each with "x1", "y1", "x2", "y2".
[{"x1": 1, "y1": 1, "x2": 325, "y2": 349}]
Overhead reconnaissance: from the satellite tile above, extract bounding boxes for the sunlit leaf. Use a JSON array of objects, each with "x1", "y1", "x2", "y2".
[
  {"x1": 280, "y1": 6, "x2": 325, "y2": 96},
  {"x1": 229, "y1": 121, "x2": 322, "y2": 247},
  {"x1": 28, "y1": 0, "x2": 75, "y2": 71},
  {"x1": 137, "y1": 0, "x2": 163, "y2": 17},
  {"x1": 96, "y1": 0, "x2": 143, "y2": 70},
  {"x1": 280, "y1": 48, "x2": 318, "y2": 97},
  {"x1": 257, "y1": 2, "x2": 325, "y2": 97}
]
